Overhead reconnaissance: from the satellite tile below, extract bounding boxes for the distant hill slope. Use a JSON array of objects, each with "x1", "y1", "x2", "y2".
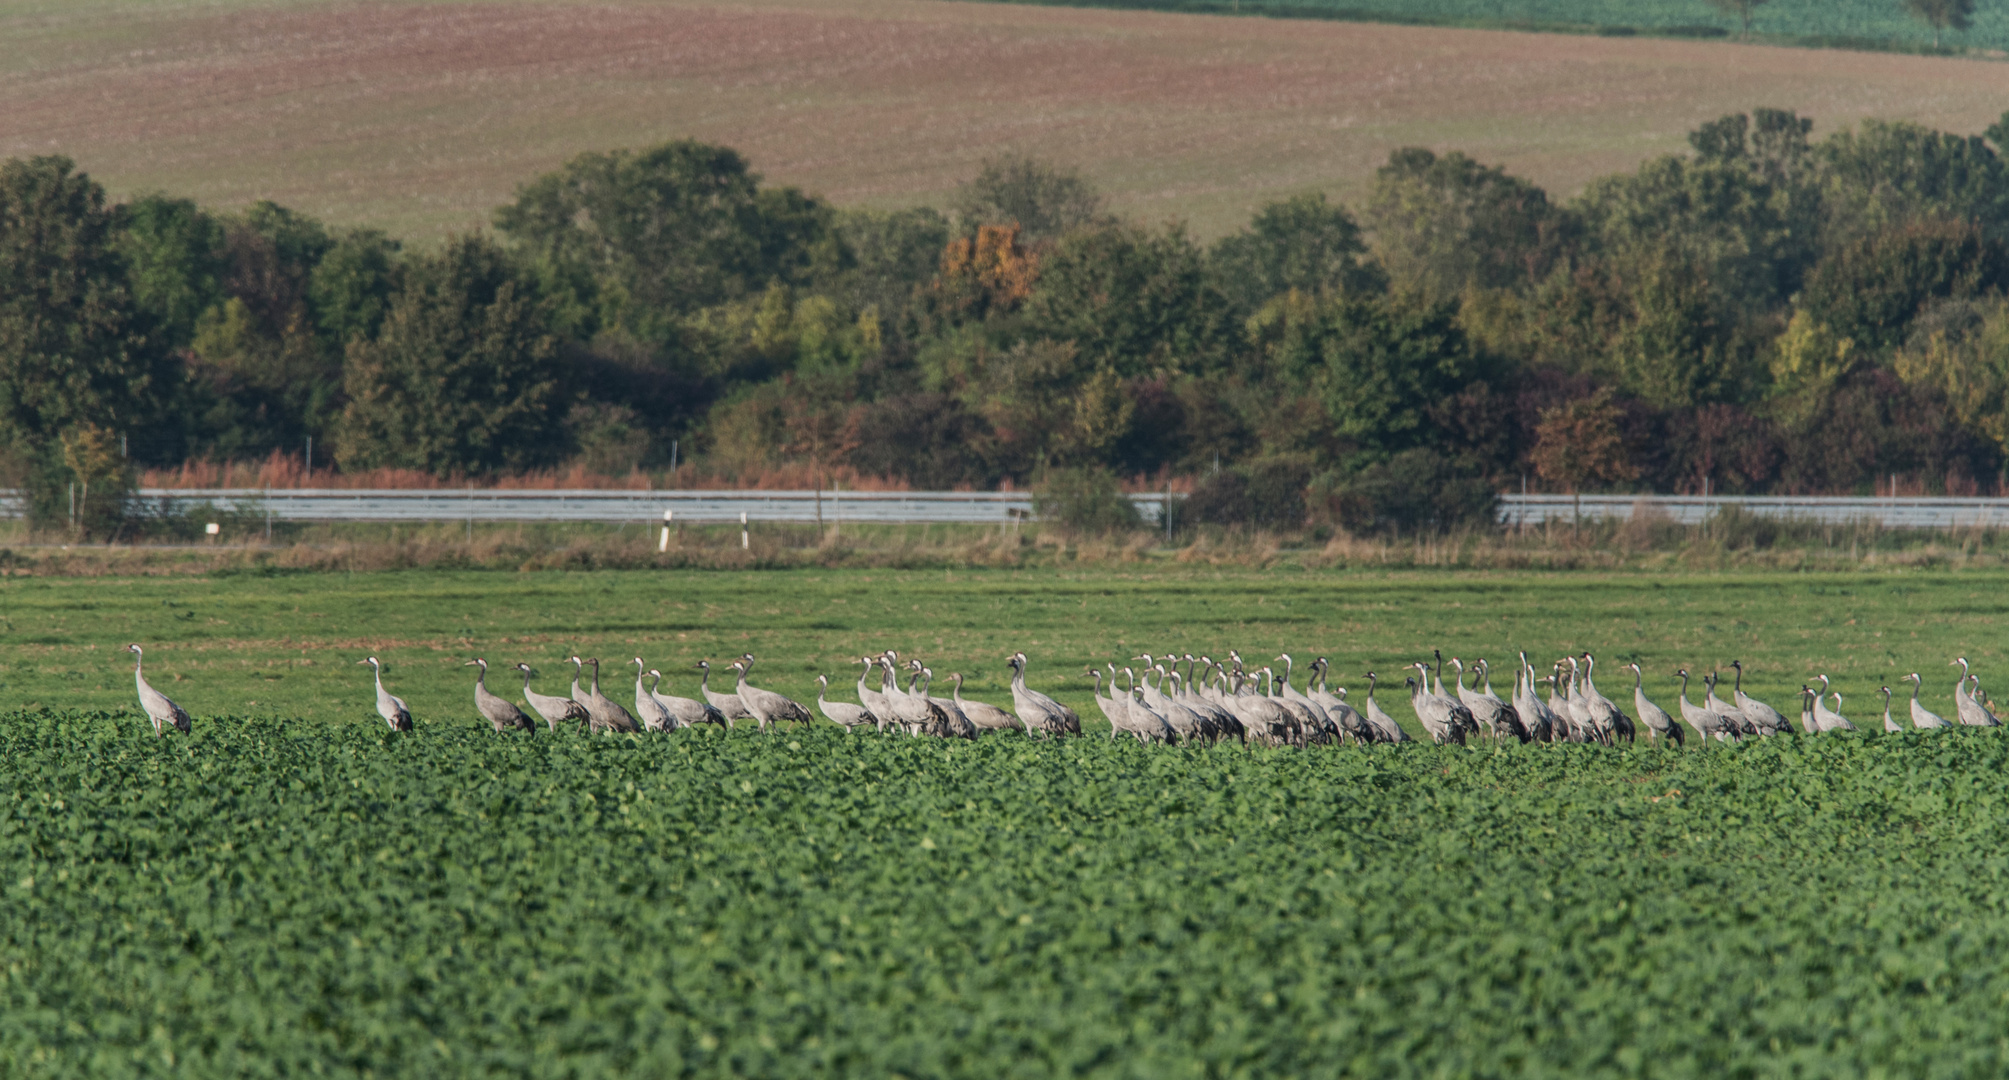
[
  {"x1": 1011, "y1": 0, "x2": 2009, "y2": 53},
  {"x1": 5, "y1": 0, "x2": 2008, "y2": 240}
]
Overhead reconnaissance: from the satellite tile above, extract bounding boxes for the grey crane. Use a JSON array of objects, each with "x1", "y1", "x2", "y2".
[
  {"x1": 1513, "y1": 652, "x2": 1555, "y2": 743},
  {"x1": 1798, "y1": 685, "x2": 1817, "y2": 734},
  {"x1": 815, "y1": 674, "x2": 877, "y2": 730},
  {"x1": 1135, "y1": 658, "x2": 1205, "y2": 742},
  {"x1": 1950, "y1": 658, "x2": 2002, "y2": 726},
  {"x1": 1900, "y1": 673, "x2": 1948, "y2": 729},
  {"x1": 736, "y1": 654, "x2": 815, "y2": 732},
  {"x1": 1409, "y1": 661, "x2": 1471, "y2": 745},
  {"x1": 695, "y1": 659, "x2": 752, "y2": 729},
  {"x1": 630, "y1": 658, "x2": 675, "y2": 732},
  {"x1": 127, "y1": 644, "x2": 190, "y2": 736},
  {"x1": 1811, "y1": 675, "x2": 1855, "y2": 732},
  {"x1": 952, "y1": 673, "x2": 1020, "y2": 733},
  {"x1": 514, "y1": 658, "x2": 586, "y2": 726},
  {"x1": 1306, "y1": 658, "x2": 1372, "y2": 744},
  {"x1": 1580, "y1": 655, "x2": 1635, "y2": 744},
  {"x1": 1271, "y1": 654, "x2": 1332, "y2": 743},
  {"x1": 1123, "y1": 666, "x2": 1177, "y2": 740},
  {"x1": 1008, "y1": 652, "x2": 1080, "y2": 736},
  {"x1": 919, "y1": 668, "x2": 976, "y2": 739},
  {"x1": 883, "y1": 655, "x2": 945, "y2": 736},
  {"x1": 358, "y1": 656, "x2": 414, "y2": 732},
  {"x1": 855, "y1": 656, "x2": 891, "y2": 730},
  {"x1": 1087, "y1": 668, "x2": 1130, "y2": 742},
  {"x1": 1703, "y1": 672, "x2": 1755, "y2": 738},
  {"x1": 1674, "y1": 669, "x2": 1735, "y2": 744},
  {"x1": 1451, "y1": 658, "x2": 1512, "y2": 742},
  {"x1": 571, "y1": 656, "x2": 637, "y2": 733},
  {"x1": 1625, "y1": 662, "x2": 1683, "y2": 746},
  {"x1": 466, "y1": 658, "x2": 533, "y2": 732},
  {"x1": 1880, "y1": 685, "x2": 1901, "y2": 733},
  {"x1": 649, "y1": 668, "x2": 726, "y2": 730},
  {"x1": 1727, "y1": 661, "x2": 1790, "y2": 736},
  {"x1": 514, "y1": 663, "x2": 587, "y2": 731},
  {"x1": 1360, "y1": 672, "x2": 1409, "y2": 743}
]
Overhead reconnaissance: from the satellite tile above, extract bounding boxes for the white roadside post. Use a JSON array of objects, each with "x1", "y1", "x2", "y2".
[
  {"x1": 659, "y1": 510, "x2": 672, "y2": 553},
  {"x1": 740, "y1": 511, "x2": 749, "y2": 550}
]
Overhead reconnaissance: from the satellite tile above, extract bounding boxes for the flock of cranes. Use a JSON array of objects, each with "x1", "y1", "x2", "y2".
[{"x1": 125, "y1": 643, "x2": 2003, "y2": 745}]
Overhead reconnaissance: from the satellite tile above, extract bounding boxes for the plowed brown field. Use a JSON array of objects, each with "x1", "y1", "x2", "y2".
[{"x1": 7, "y1": 0, "x2": 2009, "y2": 237}]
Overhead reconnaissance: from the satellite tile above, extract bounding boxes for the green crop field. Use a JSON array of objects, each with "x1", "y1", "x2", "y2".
[
  {"x1": 7, "y1": 566, "x2": 2009, "y2": 1075},
  {"x1": 1047, "y1": 0, "x2": 2009, "y2": 52}
]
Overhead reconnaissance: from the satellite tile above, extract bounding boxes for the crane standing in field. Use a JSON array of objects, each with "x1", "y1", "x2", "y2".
[
  {"x1": 465, "y1": 658, "x2": 534, "y2": 732},
  {"x1": 1901, "y1": 673, "x2": 1948, "y2": 729},
  {"x1": 128, "y1": 644, "x2": 191, "y2": 736},
  {"x1": 735, "y1": 654, "x2": 815, "y2": 731},
  {"x1": 358, "y1": 656, "x2": 414, "y2": 732},
  {"x1": 815, "y1": 674, "x2": 876, "y2": 730},
  {"x1": 1009, "y1": 652, "x2": 1080, "y2": 737},
  {"x1": 572, "y1": 656, "x2": 637, "y2": 733},
  {"x1": 516, "y1": 663, "x2": 588, "y2": 731}
]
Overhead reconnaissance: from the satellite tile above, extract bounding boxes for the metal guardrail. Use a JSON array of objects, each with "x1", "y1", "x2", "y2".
[
  {"x1": 1498, "y1": 494, "x2": 2009, "y2": 529},
  {"x1": 10, "y1": 489, "x2": 2007, "y2": 528},
  {"x1": 105, "y1": 488, "x2": 1180, "y2": 525}
]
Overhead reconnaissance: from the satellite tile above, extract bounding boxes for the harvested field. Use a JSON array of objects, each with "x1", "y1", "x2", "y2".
[{"x1": 5, "y1": 0, "x2": 2009, "y2": 237}]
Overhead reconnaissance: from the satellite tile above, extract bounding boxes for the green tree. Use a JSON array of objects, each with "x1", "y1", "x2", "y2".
[
  {"x1": 1208, "y1": 193, "x2": 1382, "y2": 316},
  {"x1": 116, "y1": 194, "x2": 226, "y2": 352},
  {"x1": 308, "y1": 229, "x2": 402, "y2": 351},
  {"x1": 0, "y1": 157, "x2": 158, "y2": 512},
  {"x1": 1798, "y1": 219, "x2": 2008, "y2": 353},
  {"x1": 494, "y1": 141, "x2": 831, "y2": 339},
  {"x1": 950, "y1": 155, "x2": 1106, "y2": 244},
  {"x1": 1018, "y1": 222, "x2": 1226, "y2": 378},
  {"x1": 1704, "y1": 0, "x2": 1769, "y2": 39},
  {"x1": 1815, "y1": 120, "x2": 2009, "y2": 245},
  {"x1": 1903, "y1": 0, "x2": 1973, "y2": 47},
  {"x1": 1249, "y1": 290, "x2": 1477, "y2": 457},
  {"x1": 336, "y1": 236, "x2": 563, "y2": 475},
  {"x1": 1362, "y1": 148, "x2": 1565, "y2": 302}
]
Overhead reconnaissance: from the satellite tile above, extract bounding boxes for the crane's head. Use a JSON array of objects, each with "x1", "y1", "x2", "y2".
[
  {"x1": 696, "y1": 659, "x2": 711, "y2": 671},
  {"x1": 1952, "y1": 657, "x2": 1971, "y2": 672},
  {"x1": 1904, "y1": 672, "x2": 1922, "y2": 685},
  {"x1": 648, "y1": 669, "x2": 663, "y2": 681},
  {"x1": 817, "y1": 674, "x2": 830, "y2": 688},
  {"x1": 1447, "y1": 657, "x2": 1463, "y2": 672},
  {"x1": 1881, "y1": 685, "x2": 1893, "y2": 699},
  {"x1": 463, "y1": 658, "x2": 485, "y2": 670},
  {"x1": 1675, "y1": 667, "x2": 1690, "y2": 679},
  {"x1": 1816, "y1": 673, "x2": 1832, "y2": 692},
  {"x1": 585, "y1": 657, "x2": 601, "y2": 671},
  {"x1": 632, "y1": 657, "x2": 646, "y2": 670},
  {"x1": 568, "y1": 655, "x2": 583, "y2": 668},
  {"x1": 1730, "y1": 659, "x2": 1744, "y2": 672},
  {"x1": 515, "y1": 662, "x2": 534, "y2": 675},
  {"x1": 127, "y1": 643, "x2": 142, "y2": 657}
]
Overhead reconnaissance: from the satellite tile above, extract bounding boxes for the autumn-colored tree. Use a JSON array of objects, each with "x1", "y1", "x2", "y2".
[
  {"x1": 1530, "y1": 388, "x2": 1639, "y2": 527},
  {"x1": 932, "y1": 224, "x2": 1039, "y2": 321}
]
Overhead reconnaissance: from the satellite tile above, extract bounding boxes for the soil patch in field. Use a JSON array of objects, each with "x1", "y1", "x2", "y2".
[{"x1": 6, "y1": 0, "x2": 2009, "y2": 236}]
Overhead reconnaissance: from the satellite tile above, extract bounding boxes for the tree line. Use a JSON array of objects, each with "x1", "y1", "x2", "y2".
[{"x1": 7, "y1": 107, "x2": 2009, "y2": 535}]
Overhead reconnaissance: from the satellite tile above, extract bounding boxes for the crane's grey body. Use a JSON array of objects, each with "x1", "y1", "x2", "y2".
[
  {"x1": 815, "y1": 675, "x2": 877, "y2": 730},
  {"x1": 649, "y1": 669, "x2": 726, "y2": 729},
  {"x1": 128, "y1": 645, "x2": 191, "y2": 736},
  {"x1": 466, "y1": 659, "x2": 533, "y2": 732},
  {"x1": 359, "y1": 656, "x2": 413, "y2": 732},
  {"x1": 1359, "y1": 672, "x2": 1409, "y2": 743},
  {"x1": 572, "y1": 657, "x2": 637, "y2": 733},
  {"x1": 516, "y1": 663, "x2": 588, "y2": 731},
  {"x1": 736, "y1": 655, "x2": 815, "y2": 732},
  {"x1": 1880, "y1": 686, "x2": 1901, "y2": 733},
  {"x1": 1409, "y1": 662, "x2": 1470, "y2": 745},
  {"x1": 1728, "y1": 662, "x2": 1790, "y2": 736},
  {"x1": 1625, "y1": 663, "x2": 1682, "y2": 746},
  {"x1": 853, "y1": 657, "x2": 890, "y2": 730},
  {"x1": 696, "y1": 660, "x2": 752, "y2": 729},
  {"x1": 1951, "y1": 659, "x2": 2002, "y2": 726},
  {"x1": 952, "y1": 673, "x2": 1020, "y2": 733},
  {"x1": 1009, "y1": 652, "x2": 1080, "y2": 737},
  {"x1": 1675, "y1": 669, "x2": 1735, "y2": 744},
  {"x1": 630, "y1": 659, "x2": 675, "y2": 732},
  {"x1": 1811, "y1": 676, "x2": 1855, "y2": 732},
  {"x1": 1902, "y1": 673, "x2": 1948, "y2": 729},
  {"x1": 883, "y1": 657, "x2": 947, "y2": 736}
]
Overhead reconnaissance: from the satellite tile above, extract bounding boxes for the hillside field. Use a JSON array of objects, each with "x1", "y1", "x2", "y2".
[
  {"x1": 7, "y1": 566, "x2": 2009, "y2": 1075},
  {"x1": 6, "y1": 0, "x2": 2009, "y2": 238}
]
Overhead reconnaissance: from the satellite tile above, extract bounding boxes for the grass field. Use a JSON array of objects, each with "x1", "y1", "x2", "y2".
[
  {"x1": 0, "y1": 565, "x2": 2000, "y2": 734},
  {"x1": 6, "y1": 0, "x2": 2009, "y2": 239},
  {"x1": 8, "y1": 566, "x2": 2009, "y2": 1075}
]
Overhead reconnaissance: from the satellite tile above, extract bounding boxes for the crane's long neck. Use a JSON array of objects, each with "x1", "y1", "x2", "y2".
[
  {"x1": 589, "y1": 663, "x2": 602, "y2": 696},
  {"x1": 1677, "y1": 673, "x2": 1691, "y2": 706},
  {"x1": 475, "y1": 666, "x2": 488, "y2": 692},
  {"x1": 857, "y1": 665, "x2": 874, "y2": 698},
  {"x1": 1909, "y1": 679, "x2": 1922, "y2": 703}
]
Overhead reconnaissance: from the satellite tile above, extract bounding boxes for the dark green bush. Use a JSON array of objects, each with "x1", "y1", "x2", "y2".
[
  {"x1": 1320, "y1": 449, "x2": 1498, "y2": 536},
  {"x1": 1187, "y1": 455, "x2": 1312, "y2": 530},
  {"x1": 1032, "y1": 465, "x2": 1141, "y2": 535}
]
